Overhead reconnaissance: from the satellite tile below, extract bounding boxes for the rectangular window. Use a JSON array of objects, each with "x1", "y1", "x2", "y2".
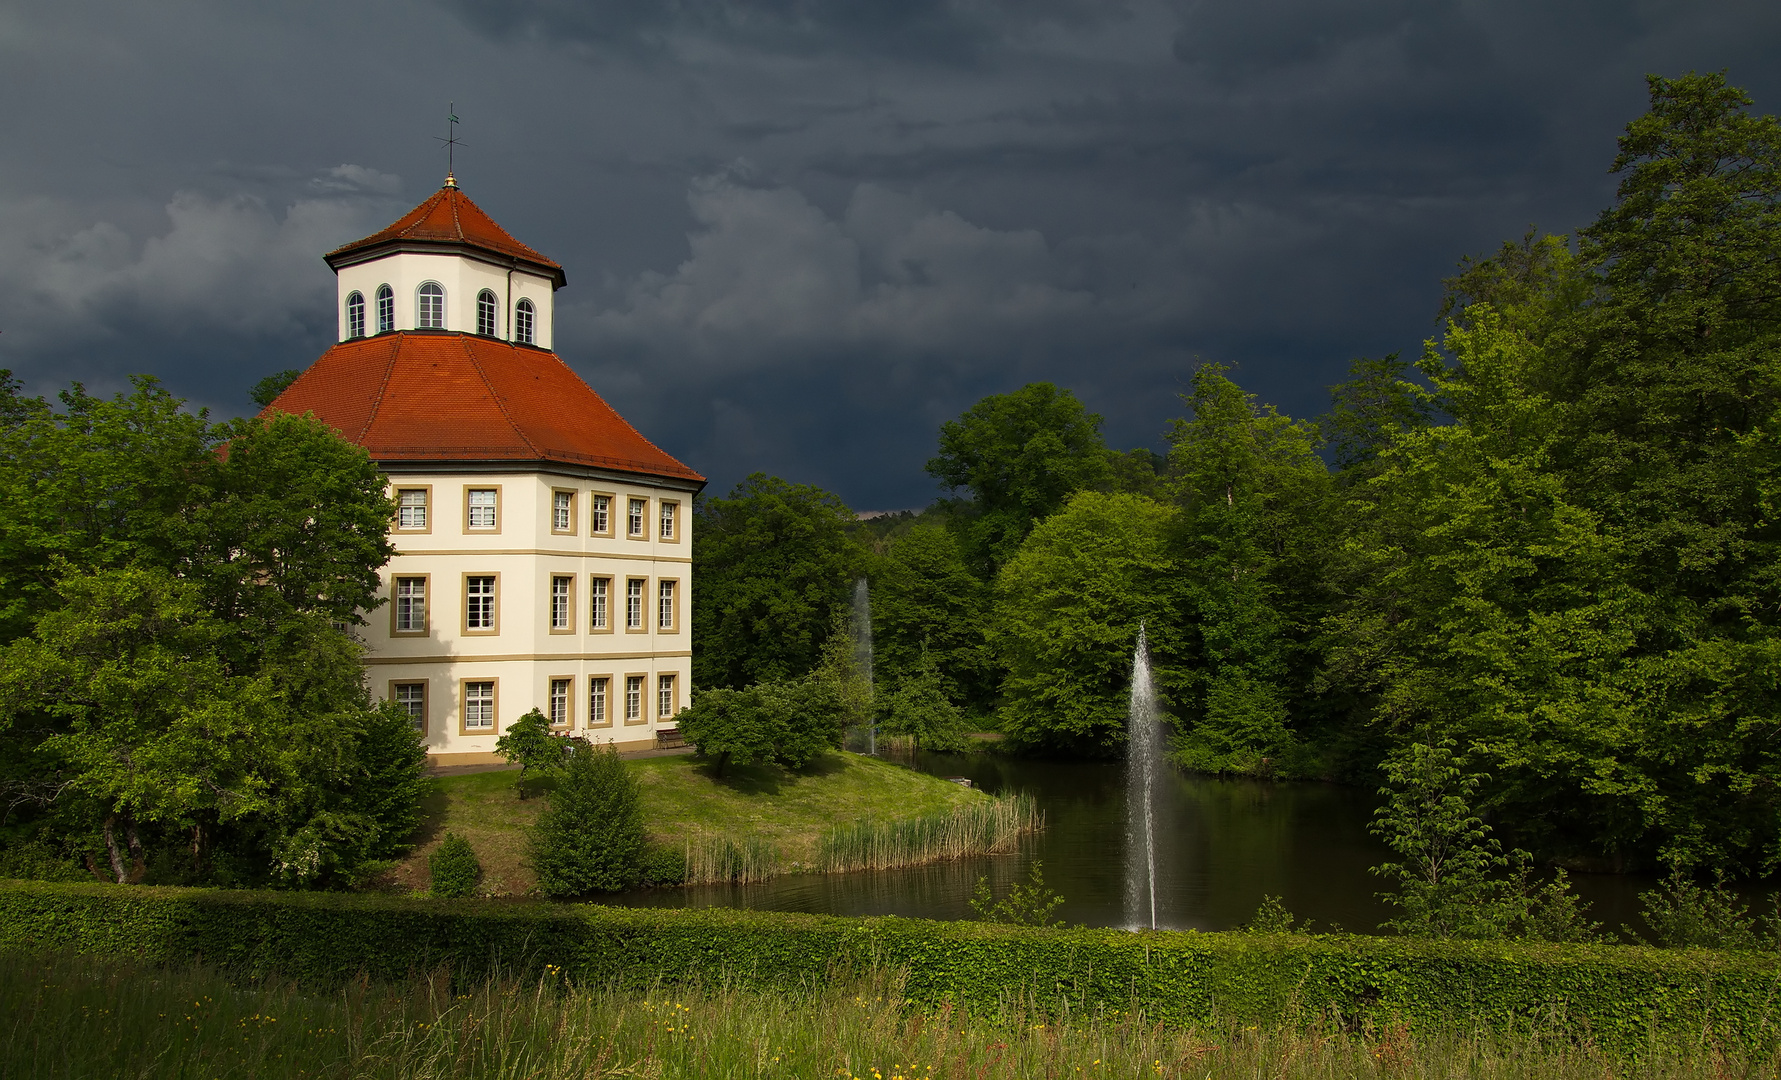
[
  {"x1": 550, "y1": 575, "x2": 573, "y2": 631},
  {"x1": 397, "y1": 488, "x2": 429, "y2": 531},
  {"x1": 393, "y1": 576, "x2": 428, "y2": 634},
  {"x1": 626, "y1": 578, "x2": 644, "y2": 631},
  {"x1": 465, "y1": 575, "x2": 497, "y2": 632},
  {"x1": 624, "y1": 676, "x2": 644, "y2": 724},
  {"x1": 549, "y1": 678, "x2": 572, "y2": 728},
  {"x1": 659, "y1": 501, "x2": 677, "y2": 541},
  {"x1": 393, "y1": 681, "x2": 427, "y2": 734},
  {"x1": 590, "y1": 494, "x2": 611, "y2": 536},
  {"x1": 657, "y1": 579, "x2": 676, "y2": 631},
  {"x1": 628, "y1": 497, "x2": 646, "y2": 538},
  {"x1": 658, "y1": 674, "x2": 676, "y2": 720},
  {"x1": 463, "y1": 680, "x2": 495, "y2": 731},
  {"x1": 589, "y1": 576, "x2": 610, "y2": 631},
  {"x1": 588, "y1": 676, "x2": 610, "y2": 727},
  {"x1": 466, "y1": 488, "x2": 498, "y2": 531},
  {"x1": 552, "y1": 490, "x2": 574, "y2": 533}
]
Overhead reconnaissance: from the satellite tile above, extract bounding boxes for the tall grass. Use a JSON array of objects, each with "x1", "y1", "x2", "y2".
[
  {"x1": 2, "y1": 949, "x2": 1772, "y2": 1080},
  {"x1": 683, "y1": 833, "x2": 783, "y2": 884},
  {"x1": 682, "y1": 794, "x2": 1040, "y2": 884},
  {"x1": 817, "y1": 793, "x2": 1041, "y2": 873}
]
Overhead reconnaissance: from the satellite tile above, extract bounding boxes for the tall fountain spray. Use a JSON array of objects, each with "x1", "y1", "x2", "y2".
[
  {"x1": 1125, "y1": 624, "x2": 1164, "y2": 930},
  {"x1": 849, "y1": 577, "x2": 876, "y2": 755}
]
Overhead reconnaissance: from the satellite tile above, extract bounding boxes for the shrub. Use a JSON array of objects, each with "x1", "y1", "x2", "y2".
[
  {"x1": 529, "y1": 743, "x2": 645, "y2": 896},
  {"x1": 676, "y1": 687, "x2": 776, "y2": 776},
  {"x1": 427, "y1": 834, "x2": 481, "y2": 898},
  {"x1": 640, "y1": 844, "x2": 687, "y2": 886},
  {"x1": 1636, "y1": 869, "x2": 1766, "y2": 949},
  {"x1": 1243, "y1": 895, "x2": 1301, "y2": 934},
  {"x1": 3, "y1": 879, "x2": 1780, "y2": 1053},
  {"x1": 352, "y1": 699, "x2": 432, "y2": 859},
  {"x1": 678, "y1": 676, "x2": 845, "y2": 775},
  {"x1": 876, "y1": 651, "x2": 969, "y2": 753},
  {"x1": 969, "y1": 860, "x2": 1065, "y2": 927},
  {"x1": 1369, "y1": 742, "x2": 1600, "y2": 942},
  {"x1": 0, "y1": 839, "x2": 88, "y2": 883},
  {"x1": 494, "y1": 709, "x2": 567, "y2": 798}
]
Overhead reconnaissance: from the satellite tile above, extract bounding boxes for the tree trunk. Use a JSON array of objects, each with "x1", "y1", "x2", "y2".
[
  {"x1": 125, "y1": 820, "x2": 147, "y2": 884},
  {"x1": 102, "y1": 816, "x2": 127, "y2": 884}
]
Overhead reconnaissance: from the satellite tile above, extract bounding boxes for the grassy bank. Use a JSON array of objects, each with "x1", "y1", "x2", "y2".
[
  {"x1": 5, "y1": 950, "x2": 1766, "y2": 1080},
  {"x1": 384, "y1": 751, "x2": 1026, "y2": 894}
]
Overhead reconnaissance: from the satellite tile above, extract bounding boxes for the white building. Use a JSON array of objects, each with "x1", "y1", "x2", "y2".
[{"x1": 266, "y1": 177, "x2": 705, "y2": 764}]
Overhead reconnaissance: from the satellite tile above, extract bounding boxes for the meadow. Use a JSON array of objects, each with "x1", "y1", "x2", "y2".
[{"x1": 5, "y1": 949, "x2": 1771, "y2": 1080}]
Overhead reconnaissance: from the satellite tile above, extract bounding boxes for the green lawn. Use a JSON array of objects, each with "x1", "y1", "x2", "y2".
[{"x1": 385, "y1": 751, "x2": 984, "y2": 896}]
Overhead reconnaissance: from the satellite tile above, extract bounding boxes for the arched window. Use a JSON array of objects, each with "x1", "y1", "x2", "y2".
[
  {"x1": 345, "y1": 292, "x2": 365, "y2": 339},
  {"x1": 476, "y1": 289, "x2": 498, "y2": 336},
  {"x1": 514, "y1": 298, "x2": 535, "y2": 345},
  {"x1": 376, "y1": 285, "x2": 394, "y2": 333},
  {"x1": 417, "y1": 282, "x2": 444, "y2": 329}
]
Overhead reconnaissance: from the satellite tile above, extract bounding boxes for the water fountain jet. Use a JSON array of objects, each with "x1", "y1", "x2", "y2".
[
  {"x1": 1125, "y1": 624, "x2": 1164, "y2": 930},
  {"x1": 847, "y1": 577, "x2": 876, "y2": 755}
]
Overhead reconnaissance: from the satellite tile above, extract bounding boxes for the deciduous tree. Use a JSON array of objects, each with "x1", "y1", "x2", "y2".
[
  {"x1": 1167, "y1": 366, "x2": 1332, "y2": 775},
  {"x1": 926, "y1": 383, "x2": 1113, "y2": 575},
  {"x1": 870, "y1": 522, "x2": 995, "y2": 712},
  {"x1": 692, "y1": 474, "x2": 868, "y2": 690},
  {"x1": 993, "y1": 492, "x2": 1184, "y2": 756}
]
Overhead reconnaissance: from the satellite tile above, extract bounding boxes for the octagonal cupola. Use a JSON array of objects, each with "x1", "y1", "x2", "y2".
[{"x1": 324, "y1": 178, "x2": 565, "y2": 349}]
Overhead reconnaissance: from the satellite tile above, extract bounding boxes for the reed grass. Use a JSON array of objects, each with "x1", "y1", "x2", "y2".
[
  {"x1": 3, "y1": 949, "x2": 1771, "y2": 1080},
  {"x1": 683, "y1": 833, "x2": 784, "y2": 884},
  {"x1": 682, "y1": 794, "x2": 1041, "y2": 883},
  {"x1": 816, "y1": 793, "x2": 1041, "y2": 874}
]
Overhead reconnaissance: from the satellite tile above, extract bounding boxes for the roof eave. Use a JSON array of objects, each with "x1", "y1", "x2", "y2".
[
  {"x1": 376, "y1": 456, "x2": 706, "y2": 493},
  {"x1": 323, "y1": 239, "x2": 567, "y2": 290}
]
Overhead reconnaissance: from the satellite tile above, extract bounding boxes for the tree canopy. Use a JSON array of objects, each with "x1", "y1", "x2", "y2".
[
  {"x1": 0, "y1": 375, "x2": 422, "y2": 887},
  {"x1": 599, "y1": 71, "x2": 1781, "y2": 877},
  {"x1": 925, "y1": 382, "x2": 1114, "y2": 575},
  {"x1": 691, "y1": 473, "x2": 869, "y2": 690}
]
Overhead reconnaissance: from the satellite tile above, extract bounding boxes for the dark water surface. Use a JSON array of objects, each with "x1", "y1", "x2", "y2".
[{"x1": 611, "y1": 751, "x2": 1702, "y2": 933}]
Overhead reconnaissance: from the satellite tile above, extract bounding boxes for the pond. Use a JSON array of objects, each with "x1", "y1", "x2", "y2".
[{"x1": 612, "y1": 749, "x2": 1702, "y2": 933}]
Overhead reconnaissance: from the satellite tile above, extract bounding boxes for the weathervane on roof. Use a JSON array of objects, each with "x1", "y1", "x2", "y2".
[{"x1": 436, "y1": 103, "x2": 465, "y2": 188}]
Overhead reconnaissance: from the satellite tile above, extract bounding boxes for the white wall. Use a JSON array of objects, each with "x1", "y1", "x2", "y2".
[
  {"x1": 365, "y1": 470, "x2": 695, "y2": 760},
  {"x1": 335, "y1": 253, "x2": 555, "y2": 349}
]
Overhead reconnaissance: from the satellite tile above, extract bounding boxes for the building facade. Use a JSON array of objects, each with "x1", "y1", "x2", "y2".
[{"x1": 266, "y1": 177, "x2": 704, "y2": 764}]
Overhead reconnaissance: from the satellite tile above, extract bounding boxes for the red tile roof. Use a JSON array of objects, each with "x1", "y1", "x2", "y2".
[
  {"x1": 264, "y1": 332, "x2": 704, "y2": 485},
  {"x1": 324, "y1": 185, "x2": 566, "y2": 288}
]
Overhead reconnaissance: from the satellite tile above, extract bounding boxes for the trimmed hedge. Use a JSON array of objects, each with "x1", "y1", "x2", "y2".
[{"x1": 2, "y1": 880, "x2": 1779, "y2": 1051}]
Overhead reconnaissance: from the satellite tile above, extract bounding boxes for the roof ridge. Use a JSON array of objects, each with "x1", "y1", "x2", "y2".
[
  {"x1": 355, "y1": 335, "x2": 403, "y2": 442},
  {"x1": 449, "y1": 189, "x2": 463, "y2": 242},
  {"x1": 459, "y1": 335, "x2": 541, "y2": 457},
  {"x1": 399, "y1": 191, "x2": 435, "y2": 242},
  {"x1": 541, "y1": 350, "x2": 687, "y2": 467}
]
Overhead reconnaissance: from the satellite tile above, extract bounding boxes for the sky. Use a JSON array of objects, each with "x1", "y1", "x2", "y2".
[{"x1": 1, "y1": 1, "x2": 1777, "y2": 510}]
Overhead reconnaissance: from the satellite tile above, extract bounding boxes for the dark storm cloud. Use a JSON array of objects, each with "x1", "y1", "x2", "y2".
[
  {"x1": 2, "y1": 0, "x2": 1778, "y2": 509},
  {"x1": 442, "y1": 0, "x2": 1120, "y2": 63}
]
